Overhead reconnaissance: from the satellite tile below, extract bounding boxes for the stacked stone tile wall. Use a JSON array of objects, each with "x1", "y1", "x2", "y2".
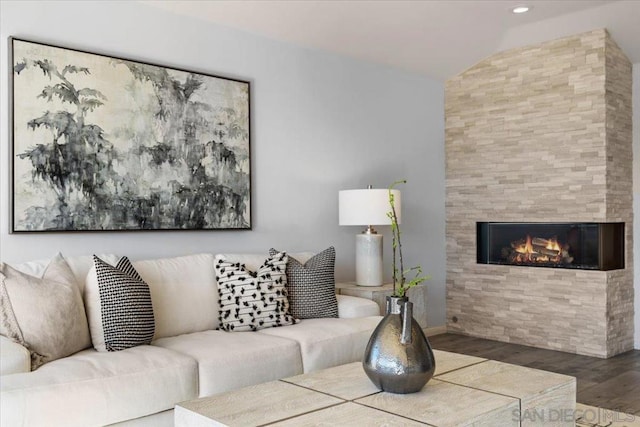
[
  {"x1": 445, "y1": 29, "x2": 633, "y2": 358},
  {"x1": 604, "y1": 35, "x2": 634, "y2": 356}
]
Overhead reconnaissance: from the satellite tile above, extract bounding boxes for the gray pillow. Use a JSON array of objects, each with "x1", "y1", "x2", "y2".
[
  {"x1": 0, "y1": 253, "x2": 91, "y2": 369},
  {"x1": 269, "y1": 247, "x2": 338, "y2": 319}
]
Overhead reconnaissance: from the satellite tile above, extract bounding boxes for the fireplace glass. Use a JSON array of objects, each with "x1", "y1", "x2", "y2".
[{"x1": 476, "y1": 222, "x2": 624, "y2": 271}]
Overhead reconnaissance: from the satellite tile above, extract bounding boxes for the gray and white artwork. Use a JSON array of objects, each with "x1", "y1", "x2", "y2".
[{"x1": 12, "y1": 38, "x2": 250, "y2": 232}]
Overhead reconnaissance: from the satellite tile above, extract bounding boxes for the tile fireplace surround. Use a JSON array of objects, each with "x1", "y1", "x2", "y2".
[{"x1": 445, "y1": 29, "x2": 634, "y2": 358}]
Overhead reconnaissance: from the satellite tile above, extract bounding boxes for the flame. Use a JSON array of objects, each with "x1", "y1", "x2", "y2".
[
  {"x1": 546, "y1": 239, "x2": 561, "y2": 252},
  {"x1": 512, "y1": 235, "x2": 562, "y2": 264},
  {"x1": 515, "y1": 235, "x2": 533, "y2": 254}
]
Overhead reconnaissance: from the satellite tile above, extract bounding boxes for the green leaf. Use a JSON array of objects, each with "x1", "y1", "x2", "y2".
[{"x1": 388, "y1": 179, "x2": 429, "y2": 298}]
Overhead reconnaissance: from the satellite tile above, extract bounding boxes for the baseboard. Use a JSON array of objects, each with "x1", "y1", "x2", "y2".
[{"x1": 423, "y1": 325, "x2": 447, "y2": 337}]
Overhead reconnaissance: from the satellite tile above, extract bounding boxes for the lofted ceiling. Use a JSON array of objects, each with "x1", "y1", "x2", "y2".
[{"x1": 143, "y1": 0, "x2": 640, "y2": 81}]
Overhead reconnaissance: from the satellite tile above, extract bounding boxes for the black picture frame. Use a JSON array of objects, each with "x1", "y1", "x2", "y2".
[{"x1": 11, "y1": 37, "x2": 251, "y2": 232}]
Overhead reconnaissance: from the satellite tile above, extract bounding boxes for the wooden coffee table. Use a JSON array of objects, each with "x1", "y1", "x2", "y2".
[{"x1": 175, "y1": 350, "x2": 576, "y2": 426}]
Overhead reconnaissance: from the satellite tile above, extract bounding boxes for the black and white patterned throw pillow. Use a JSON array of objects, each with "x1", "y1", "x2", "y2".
[
  {"x1": 93, "y1": 256, "x2": 155, "y2": 351},
  {"x1": 215, "y1": 252, "x2": 297, "y2": 332},
  {"x1": 269, "y1": 247, "x2": 338, "y2": 319}
]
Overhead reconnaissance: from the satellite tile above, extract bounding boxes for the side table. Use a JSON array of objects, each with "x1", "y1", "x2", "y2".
[{"x1": 335, "y1": 282, "x2": 428, "y2": 328}]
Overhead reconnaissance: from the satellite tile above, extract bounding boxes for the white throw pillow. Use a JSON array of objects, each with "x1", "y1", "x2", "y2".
[
  {"x1": 12, "y1": 253, "x2": 119, "y2": 295},
  {"x1": 0, "y1": 253, "x2": 91, "y2": 369},
  {"x1": 133, "y1": 253, "x2": 219, "y2": 338},
  {"x1": 215, "y1": 252, "x2": 297, "y2": 331}
]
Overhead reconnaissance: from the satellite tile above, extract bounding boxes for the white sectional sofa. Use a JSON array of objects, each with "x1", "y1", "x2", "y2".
[{"x1": 0, "y1": 252, "x2": 382, "y2": 427}]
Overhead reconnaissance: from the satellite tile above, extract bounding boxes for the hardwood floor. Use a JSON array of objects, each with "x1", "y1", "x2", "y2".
[{"x1": 429, "y1": 333, "x2": 640, "y2": 415}]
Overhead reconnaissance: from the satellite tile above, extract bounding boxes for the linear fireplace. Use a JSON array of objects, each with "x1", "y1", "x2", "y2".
[{"x1": 477, "y1": 222, "x2": 624, "y2": 271}]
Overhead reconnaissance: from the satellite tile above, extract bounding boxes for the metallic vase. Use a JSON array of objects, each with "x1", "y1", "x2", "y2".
[{"x1": 363, "y1": 295, "x2": 436, "y2": 394}]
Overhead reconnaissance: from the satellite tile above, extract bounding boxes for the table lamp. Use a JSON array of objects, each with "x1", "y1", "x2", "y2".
[{"x1": 339, "y1": 186, "x2": 401, "y2": 286}]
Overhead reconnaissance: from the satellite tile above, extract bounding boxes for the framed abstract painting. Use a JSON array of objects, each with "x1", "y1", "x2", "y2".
[{"x1": 11, "y1": 38, "x2": 251, "y2": 232}]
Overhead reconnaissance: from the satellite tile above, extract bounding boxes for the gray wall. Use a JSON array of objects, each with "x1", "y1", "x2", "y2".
[{"x1": 0, "y1": 1, "x2": 447, "y2": 325}]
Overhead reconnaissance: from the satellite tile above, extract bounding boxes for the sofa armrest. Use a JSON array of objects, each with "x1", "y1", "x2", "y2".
[
  {"x1": 1, "y1": 335, "x2": 30, "y2": 375},
  {"x1": 337, "y1": 294, "x2": 381, "y2": 318}
]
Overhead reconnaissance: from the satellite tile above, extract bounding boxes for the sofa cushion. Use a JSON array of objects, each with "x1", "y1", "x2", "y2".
[
  {"x1": 0, "y1": 335, "x2": 30, "y2": 375},
  {"x1": 88, "y1": 256, "x2": 155, "y2": 352},
  {"x1": 215, "y1": 252, "x2": 296, "y2": 331},
  {"x1": 0, "y1": 253, "x2": 91, "y2": 369},
  {"x1": 337, "y1": 294, "x2": 382, "y2": 318},
  {"x1": 133, "y1": 253, "x2": 218, "y2": 338},
  {"x1": 0, "y1": 345, "x2": 197, "y2": 427},
  {"x1": 153, "y1": 330, "x2": 303, "y2": 397},
  {"x1": 258, "y1": 316, "x2": 383, "y2": 373},
  {"x1": 269, "y1": 247, "x2": 338, "y2": 319}
]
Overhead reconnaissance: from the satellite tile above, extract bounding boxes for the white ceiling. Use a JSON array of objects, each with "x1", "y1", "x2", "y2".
[{"x1": 143, "y1": 0, "x2": 640, "y2": 81}]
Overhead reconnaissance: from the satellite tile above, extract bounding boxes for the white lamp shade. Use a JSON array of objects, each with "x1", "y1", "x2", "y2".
[{"x1": 339, "y1": 189, "x2": 401, "y2": 226}]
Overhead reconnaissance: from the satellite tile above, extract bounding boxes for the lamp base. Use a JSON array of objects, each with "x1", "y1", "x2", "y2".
[{"x1": 355, "y1": 233, "x2": 383, "y2": 286}]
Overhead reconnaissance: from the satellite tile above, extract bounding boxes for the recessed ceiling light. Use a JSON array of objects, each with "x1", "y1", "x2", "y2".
[{"x1": 512, "y1": 6, "x2": 530, "y2": 14}]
